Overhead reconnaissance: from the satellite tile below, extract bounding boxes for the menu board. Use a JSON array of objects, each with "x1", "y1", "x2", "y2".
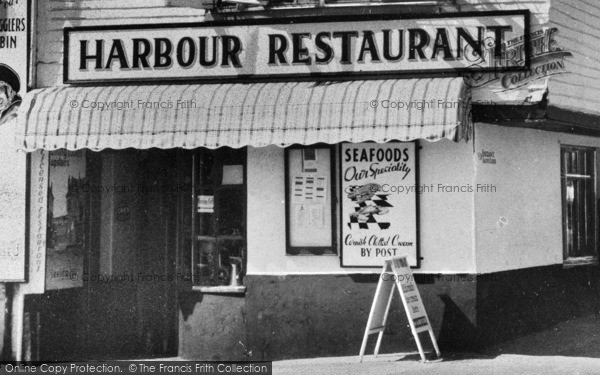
[{"x1": 287, "y1": 147, "x2": 333, "y2": 250}]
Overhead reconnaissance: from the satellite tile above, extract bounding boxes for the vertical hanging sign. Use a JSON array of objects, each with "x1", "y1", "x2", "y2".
[
  {"x1": 21, "y1": 151, "x2": 48, "y2": 294},
  {"x1": 0, "y1": 0, "x2": 28, "y2": 282},
  {"x1": 340, "y1": 143, "x2": 418, "y2": 267}
]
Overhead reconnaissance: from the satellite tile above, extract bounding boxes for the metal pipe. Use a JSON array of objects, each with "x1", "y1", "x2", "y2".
[
  {"x1": 219, "y1": 0, "x2": 449, "y2": 12},
  {"x1": 320, "y1": 1, "x2": 444, "y2": 7}
]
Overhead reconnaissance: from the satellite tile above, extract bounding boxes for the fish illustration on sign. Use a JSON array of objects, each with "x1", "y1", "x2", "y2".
[
  {"x1": 350, "y1": 205, "x2": 390, "y2": 223},
  {"x1": 347, "y1": 183, "x2": 381, "y2": 203},
  {"x1": 346, "y1": 183, "x2": 391, "y2": 224}
]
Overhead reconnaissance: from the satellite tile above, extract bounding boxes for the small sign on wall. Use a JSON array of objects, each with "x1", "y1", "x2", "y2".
[
  {"x1": 340, "y1": 143, "x2": 418, "y2": 267},
  {"x1": 198, "y1": 195, "x2": 214, "y2": 213},
  {"x1": 477, "y1": 150, "x2": 497, "y2": 164},
  {"x1": 116, "y1": 205, "x2": 131, "y2": 222}
]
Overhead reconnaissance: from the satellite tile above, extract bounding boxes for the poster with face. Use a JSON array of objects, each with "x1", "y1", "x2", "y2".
[
  {"x1": 340, "y1": 143, "x2": 418, "y2": 267},
  {"x1": 0, "y1": 2, "x2": 26, "y2": 125},
  {"x1": 0, "y1": 0, "x2": 27, "y2": 282},
  {"x1": 0, "y1": 63, "x2": 21, "y2": 123}
]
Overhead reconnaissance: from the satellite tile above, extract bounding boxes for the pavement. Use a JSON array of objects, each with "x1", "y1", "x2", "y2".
[{"x1": 272, "y1": 314, "x2": 600, "y2": 375}]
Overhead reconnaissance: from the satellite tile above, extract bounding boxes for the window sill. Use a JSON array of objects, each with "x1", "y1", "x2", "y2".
[
  {"x1": 563, "y1": 256, "x2": 599, "y2": 268},
  {"x1": 192, "y1": 285, "x2": 246, "y2": 294},
  {"x1": 285, "y1": 252, "x2": 338, "y2": 256}
]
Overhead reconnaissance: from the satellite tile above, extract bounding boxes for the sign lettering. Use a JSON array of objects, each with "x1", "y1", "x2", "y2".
[
  {"x1": 65, "y1": 12, "x2": 529, "y2": 83},
  {"x1": 341, "y1": 143, "x2": 417, "y2": 267}
]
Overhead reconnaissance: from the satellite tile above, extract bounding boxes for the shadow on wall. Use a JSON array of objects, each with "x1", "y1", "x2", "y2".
[
  {"x1": 486, "y1": 314, "x2": 600, "y2": 358},
  {"x1": 437, "y1": 294, "x2": 482, "y2": 352},
  {"x1": 475, "y1": 265, "x2": 600, "y2": 358},
  {"x1": 178, "y1": 291, "x2": 248, "y2": 361},
  {"x1": 179, "y1": 291, "x2": 203, "y2": 321}
]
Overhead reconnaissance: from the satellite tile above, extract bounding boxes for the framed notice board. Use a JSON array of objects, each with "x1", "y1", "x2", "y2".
[
  {"x1": 340, "y1": 142, "x2": 419, "y2": 267},
  {"x1": 285, "y1": 145, "x2": 336, "y2": 255}
]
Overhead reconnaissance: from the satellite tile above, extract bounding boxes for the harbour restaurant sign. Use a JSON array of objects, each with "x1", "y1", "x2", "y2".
[{"x1": 64, "y1": 11, "x2": 529, "y2": 83}]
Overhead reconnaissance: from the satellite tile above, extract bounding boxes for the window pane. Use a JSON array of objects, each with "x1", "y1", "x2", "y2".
[
  {"x1": 586, "y1": 149, "x2": 594, "y2": 175},
  {"x1": 565, "y1": 178, "x2": 573, "y2": 255},
  {"x1": 562, "y1": 146, "x2": 596, "y2": 260},
  {"x1": 193, "y1": 148, "x2": 246, "y2": 286},
  {"x1": 217, "y1": 189, "x2": 244, "y2": 236}
]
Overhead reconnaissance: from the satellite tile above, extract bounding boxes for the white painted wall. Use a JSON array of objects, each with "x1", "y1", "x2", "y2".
[
  {"x1": 418, "y1": 139, "x2": 476, "y2": 273},
  {"x1": 246, "y1": 140, "x2": 476, "y2": 275},
  {"x1": 458, "y1": 0, "x2": 550, "y2": 26},
  {"x1": 248, "y1": 125, "x2": 600, "y2": 276},
  {"x1": 474, "y1": 123, "x2": 600, "y2": 273},
  {"x1": 35, "y1": 0, "x2": 206, "y2": 88}
]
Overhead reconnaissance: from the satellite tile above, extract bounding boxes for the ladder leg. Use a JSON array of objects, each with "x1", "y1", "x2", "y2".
[
  {"x1": 428, "y1": 329, "x2": 441, "y2": 358},
  {"x1": 414, "y1": 331, "x2": 427, "y2": 362},
  {"x1": 359, "y1": 265, "x2": 391, "y2": 362},
  {"x1": 359, "y1": 328, "x2": 369, "y2": 362},
  {"x1": 374, "y1": 286, "x2": 395, "y2": 357},
  {"x1": 373, "y1": 332, "x2": 384, "y2": 358}
]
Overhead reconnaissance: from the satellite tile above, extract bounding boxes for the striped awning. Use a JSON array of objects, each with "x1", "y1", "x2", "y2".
[{"x1": 16, "y1": 77, "x2": 471, "y2": 151}]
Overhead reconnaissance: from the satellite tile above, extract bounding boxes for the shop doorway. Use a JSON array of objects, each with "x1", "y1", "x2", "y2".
[{"x1": 83, "y1": 149, "x2": 182, "y2": 359}]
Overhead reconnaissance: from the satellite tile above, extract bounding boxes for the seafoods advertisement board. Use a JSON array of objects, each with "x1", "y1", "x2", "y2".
[{"x1": 340, "y1": 143, "x2": 417, "y2": 267}]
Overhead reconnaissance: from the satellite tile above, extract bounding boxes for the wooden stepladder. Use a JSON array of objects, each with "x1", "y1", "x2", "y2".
[{"x1": 359, "y1": 256, "x2": 441, "y2": 362}]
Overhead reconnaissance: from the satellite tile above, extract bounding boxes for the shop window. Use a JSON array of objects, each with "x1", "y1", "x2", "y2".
[
  {"x1": 561, "y1": 146, "x2": 598, "y2": 265},
  {"x1": 191, "y1": 148, "x2": 246, "y2": 288},
  {"x1": 285, "y1": 145, "x2": 336, "y2": 255}
]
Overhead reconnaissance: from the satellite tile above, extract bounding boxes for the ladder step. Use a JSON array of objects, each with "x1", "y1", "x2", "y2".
[{"x1": 368, "y1": 326, "x2": 385, "y2": 333}]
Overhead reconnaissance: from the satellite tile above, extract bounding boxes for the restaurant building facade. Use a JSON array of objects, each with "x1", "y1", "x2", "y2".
[{"x1": 2, "y1": 0, "x2": 600, "y2": 362}]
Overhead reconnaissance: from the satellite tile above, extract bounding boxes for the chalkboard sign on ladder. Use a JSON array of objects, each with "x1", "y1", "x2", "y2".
[{"x1": 359, "y1": 256, "x2": 441, "y2": 362}]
